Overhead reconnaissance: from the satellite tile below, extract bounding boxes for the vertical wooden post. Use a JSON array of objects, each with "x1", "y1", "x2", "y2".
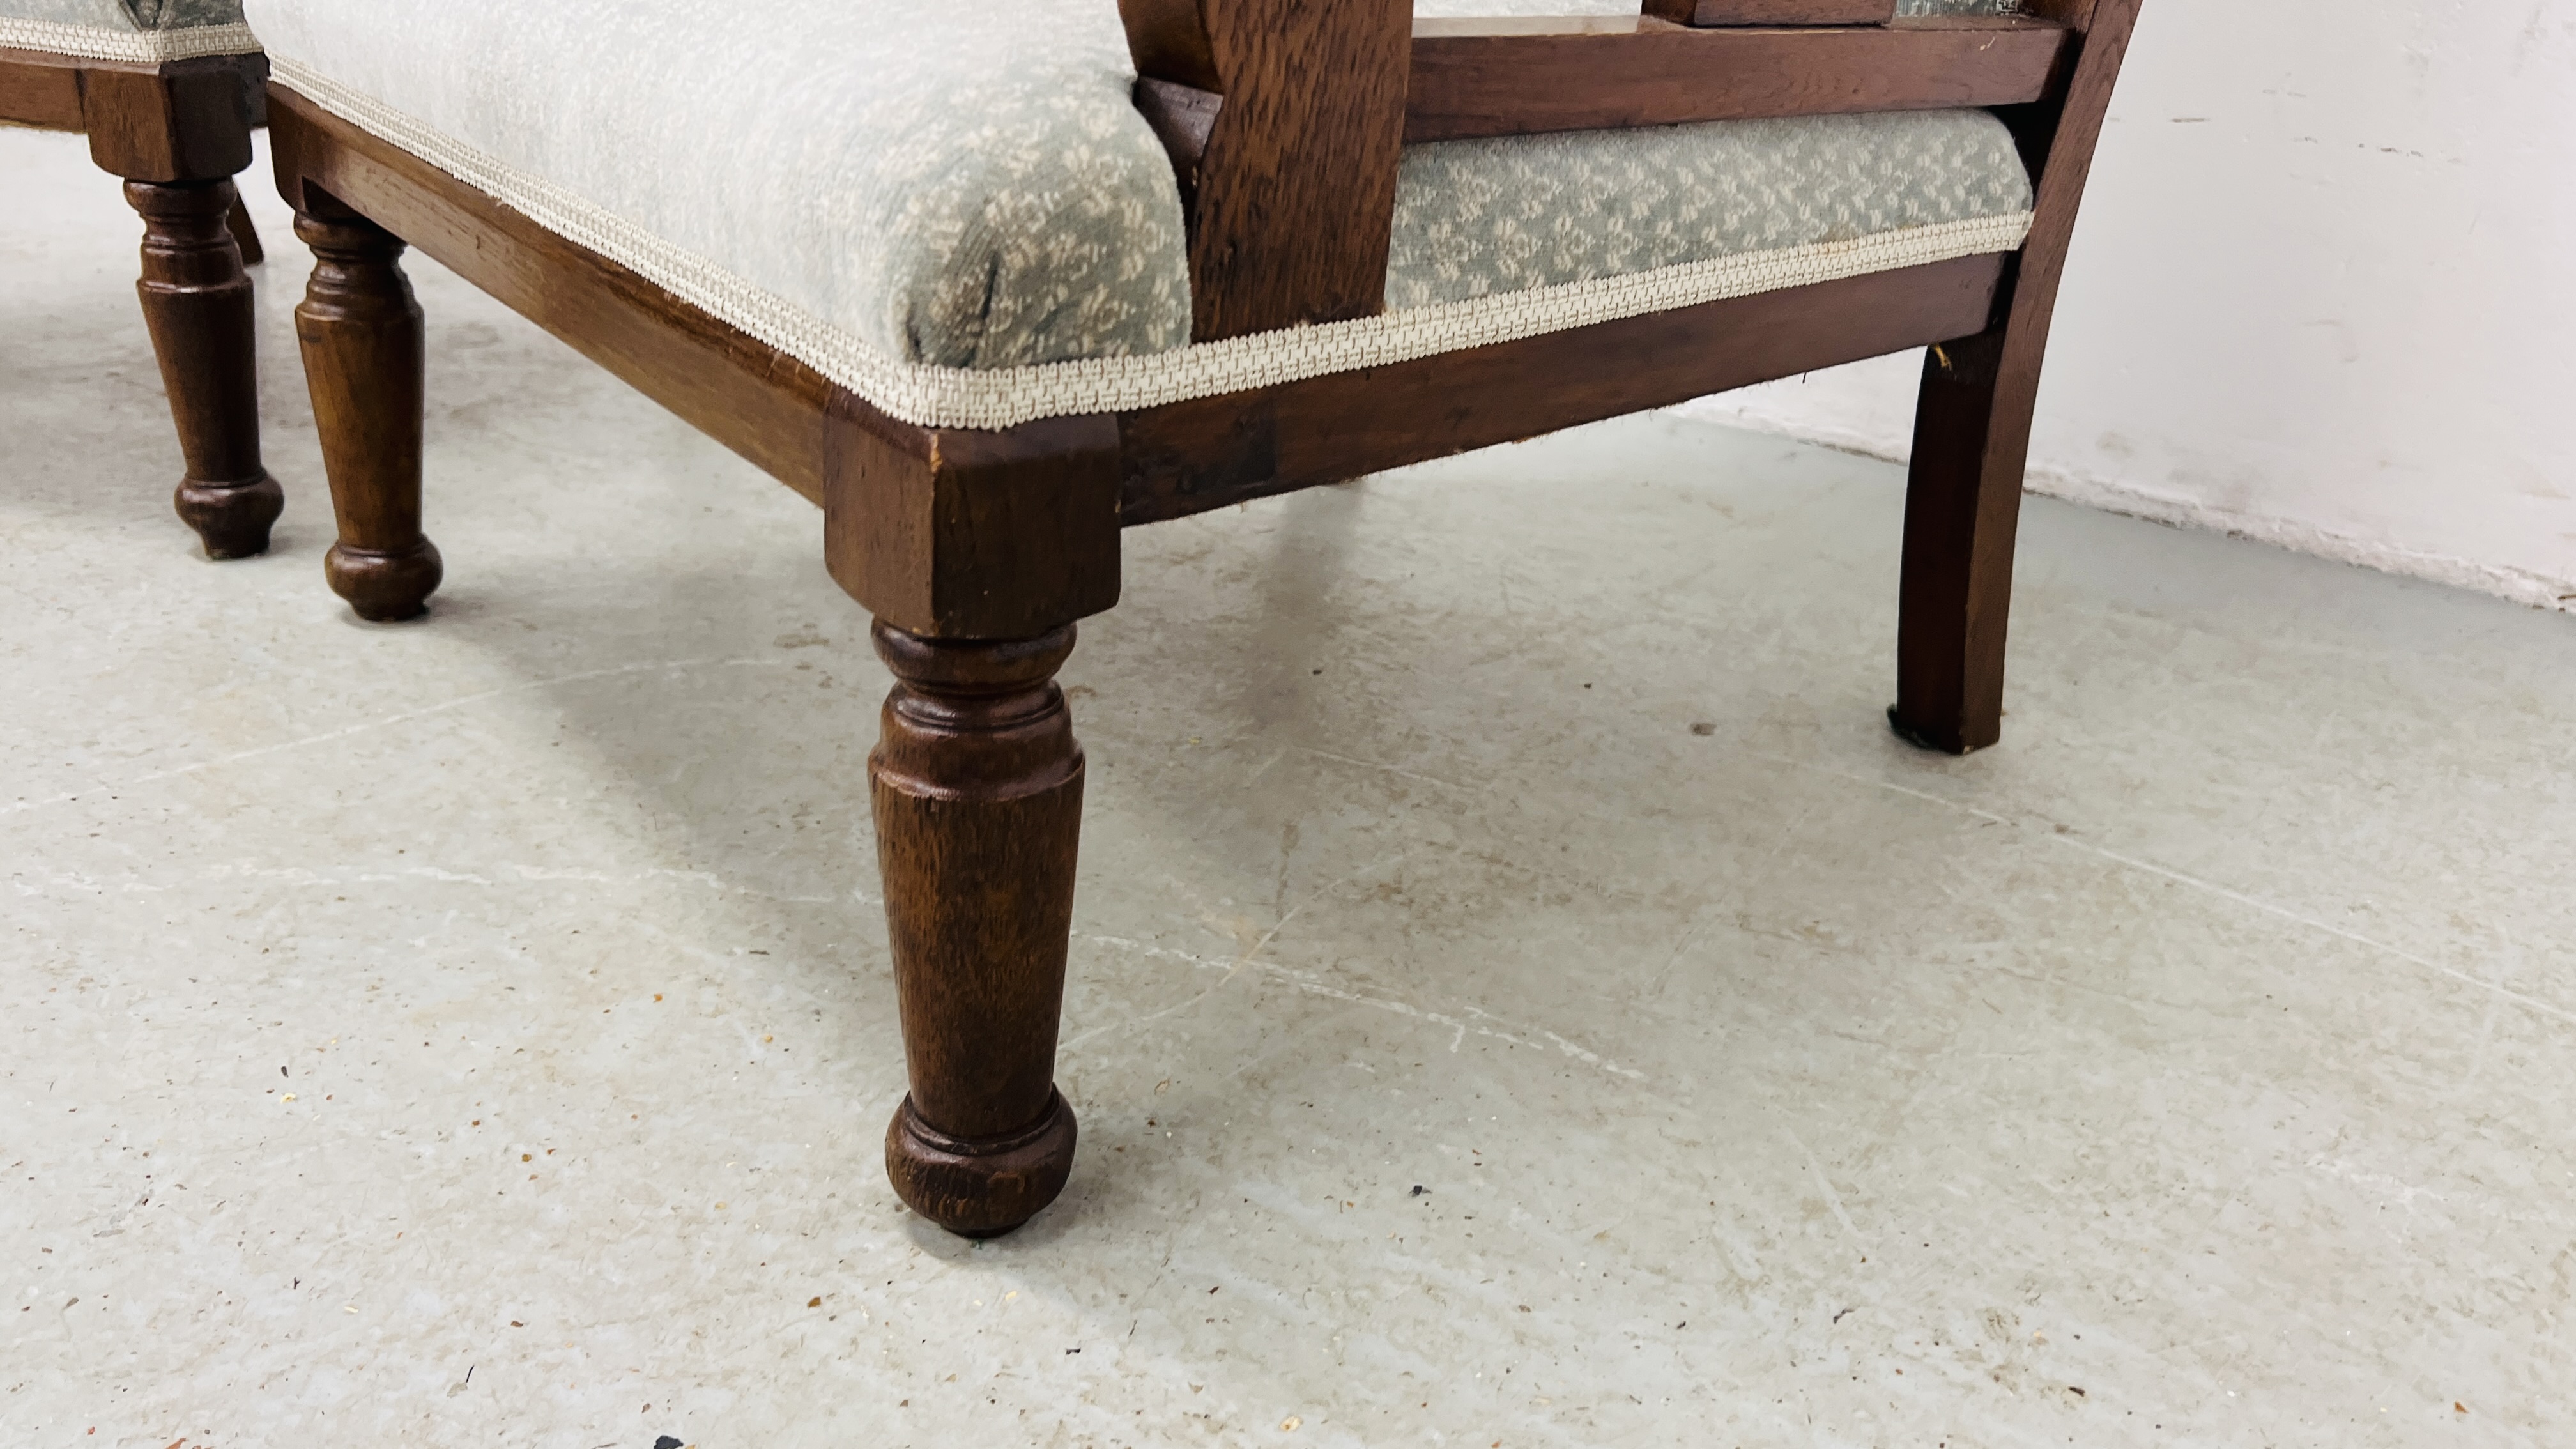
[
  {"x1": 224, "y1": 196, "x2": 264, "y2": 265},
  {"x1": 1892, "y1": 0, "x2": 2144, "y2": 753},
  {"x1": 293, "y1": 204, "x2": 441, "y2": 622},
  {"x1": 1893, "y1": 319, "x2": 2030, "y2": 754},
  {"x1": 1118, "y1": 0, "x2": 1412, "y2": 341},
  {"x1": 125, "y1": 178, "x2": 280, "y2": 558},
  {"x1": 871, "y1": 622, "x2": 1085, "y2": 1237}
]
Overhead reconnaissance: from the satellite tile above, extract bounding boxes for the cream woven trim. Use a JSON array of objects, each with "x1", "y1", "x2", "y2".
[
  {"x1": 275, "y1": 56, "x2": 2033, "y2": 431},
  {"x1": 0, "y1": 19, "x2": 259, "y2": 63}
]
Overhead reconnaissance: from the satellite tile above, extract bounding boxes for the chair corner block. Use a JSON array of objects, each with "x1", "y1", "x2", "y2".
[{"x1": 823, "y1": 395, "x2": 1123, "y2": 640}]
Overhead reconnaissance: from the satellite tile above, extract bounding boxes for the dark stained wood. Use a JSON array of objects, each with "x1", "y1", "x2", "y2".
[
  {"x1": 1894, "y1": 0, "x2": 2143, "y2": 753},
  {"x1": 1120, "y1": 254, "x2": 2004, "y2": 525},
  {"x1": 0, "y1": 49, "x2": 86, "y2": 129},
  {"x1": 824, "y1": 402, "x2": 1123, "y2": 640},
  {"x1": 127, "y1": 178, "x2": 280, "y2": 558},
  {"x1": 1118, "y1": 0, "x2": 1221, "y2": 90},
  {"x1": 294, "y1": 199, "x2": 443, "y2": 622},
  {"x1": 1131, "y1": 76, "x2": 1222, "y2": 206},
  {"x1": 267, "y1": 87, "x2": 836, "y2": 504},
  {"x1": 872, "y1": 620, "x2": 1085, "y2": 1238},
  {"x1": 2022, "y1": 0, "x2": 2104, "y2": 24},
  {"x1": 3, "y1": 48, "x2": 266, "y2": 144},
  {"x1": 1404, "y1": 15, "x2": 2069, "y2": 143},
  {"x1": 80, "y1": 55, "x2": 262, "y2": 183},
  {"x1": 224, "y1": 197, "x2": 263, "y2": 265},
  {"x1": 1121, "y1": 0, "x2": 1411, "y2": 339},
  {"x1": 243, "y1": 0, "x2": 2152, "y2": 1232},
  {"x1": 8, "y1": 49, "x2": 279, "y2": 555},
  {"x1": 1646, "y1": 0, "x2": 1897, "y2": 25}
]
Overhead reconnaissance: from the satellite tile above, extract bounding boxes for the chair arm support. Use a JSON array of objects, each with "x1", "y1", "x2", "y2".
[
  {"x1": 1120, "y1": 0, "x2": 1411, "y2": 343},
  {"x1": 1121, "y1": 0, "x2": 2136, "y2": 343}
]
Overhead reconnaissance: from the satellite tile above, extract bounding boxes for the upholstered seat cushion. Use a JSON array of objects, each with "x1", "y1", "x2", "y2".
[
  {"x1": 0, "y1": 1, "x2": 257, "y2": 61},
  {"x1": 241, "y1": 0, "x2": 2034, "y2": 429}
]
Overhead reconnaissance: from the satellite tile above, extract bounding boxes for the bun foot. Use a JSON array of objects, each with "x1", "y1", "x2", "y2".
[
  {"x1": 326, "y1": 537, "x2": 441, "y2": 622},
  {"x1": 886, "y1": 1089, "x2": 1077, "y2": 1239},
  {"x1": 174, "y1": 472, "x2": 284, "y2": 559},
  {"x1": 125, "y1": 178, "x2": 275, "y2": 560}
]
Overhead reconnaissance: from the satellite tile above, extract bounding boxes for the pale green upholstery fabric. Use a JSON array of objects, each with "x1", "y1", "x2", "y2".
[
  {"x1": 0, "y1": 0, "x2": 256, "y2": 61},
  {"x1": 1390, "y1": 111, "x2": 2028, "y2": 310},
  {"x1": 241, "y1": 0, "x2": 2035, "y2": 429},
  {"x1": 1, "y1": 0, "x2": 244, "y2": 26}
]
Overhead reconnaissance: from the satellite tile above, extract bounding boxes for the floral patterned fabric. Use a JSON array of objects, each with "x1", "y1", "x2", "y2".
[
  {"x1": 1389, "y1": 109, "x2": 2028, "y2": 310},
  {"x1": 0, "y1": 0, "x2": 256, "y2": 63}
]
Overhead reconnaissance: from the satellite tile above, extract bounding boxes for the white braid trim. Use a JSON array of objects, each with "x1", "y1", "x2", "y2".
[
  {"x1": 0, "y1": 19, "x2": 259, "y2": 63},
  {"x1": 275, "y1": 56, "x2": 2032, "y2": 432}
]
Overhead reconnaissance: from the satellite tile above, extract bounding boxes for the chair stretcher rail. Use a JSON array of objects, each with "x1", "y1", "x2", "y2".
[{"x1": 1404, "y1": 16, "x2": 2073, "y2": 143}]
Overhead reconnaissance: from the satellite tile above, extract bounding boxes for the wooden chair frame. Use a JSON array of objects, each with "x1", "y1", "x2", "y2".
[
  {"x1": 3, "y1": 44, "x2": 280, "y2": 556},
  {"x1": 262, "y1": 0, "x2": 2143, "y2": 1236}
]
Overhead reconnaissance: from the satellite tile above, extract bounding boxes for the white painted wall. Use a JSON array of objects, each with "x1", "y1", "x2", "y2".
[{"x1": 1680, "y1": 0, "x2": 2576, "y2": 611}]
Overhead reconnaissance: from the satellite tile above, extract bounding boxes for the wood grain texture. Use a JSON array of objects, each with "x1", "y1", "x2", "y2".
[
  {"x1": 295, "y1": 200, "x2": 442, "y2": 622},
  {"x1": 1119, "y1": 254, "x2": 2003, "y2": 525},
  {"x1": 128, "y1": 178, "x2": 280, "y2": 558},
  {"x1": 80, "y1": 55, "x2": 261, "y2": 182},
  {"x1": 2021, "y1": 0, "x2": 2104, "y2": 24},
  {"x1": 1894, "y1": 0, "x2": 2143, "y2": 753},
  {"x1": 0, "y1": 49, "x2": 86, "y2": 129},
  {"x1": 1131, "y1": 75, "x2": 1223, "y2": 205},
  {"x1": 872, "y1": 621, "x2": 1085, "y2": 1238},
  {"x1": 224, "y1": 196, "x2": 263, "y2": 265},
  {"x1": 1406, "y1": 15, "x2": 2068, "y2": 142},
  {"x1": 825, "y1": 402, "x2": 1123, "y2": 640},
  {"x1": 1122, "y1": 0, "x2": 1411, "y2": 339},
  {"x1": 1644, "y1": 0, "x2": 1897, "y2": 26},
  {"x1": 268, "y1": 86, "x2": 836, "y2": 504},
  {"x1": 1119, "y1": 0, "x2": 1222, "y2": 89},
  {"x1": 10, "y1": 51, "x2": 278, "y2": 556}
]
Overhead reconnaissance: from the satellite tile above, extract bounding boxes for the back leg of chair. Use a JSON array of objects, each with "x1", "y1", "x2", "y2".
[
  {"x1": 224, "y1": 195, "x2": 264, "y2": 266},
  {"x1": 292, "y1": 199, "x2": 442, "y2": 622},
  {"x1": 1891, "y1": 319, "x2": 2041, "y2": 755},
  {"x1": 125, "y1": 178, "x2": 282, "y2": 559}
]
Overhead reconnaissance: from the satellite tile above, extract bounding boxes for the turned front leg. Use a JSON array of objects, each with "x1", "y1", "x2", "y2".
[
  {"x1": 293, "y1": 206, "x2": 441, "y2": 622},
  {"x1": 871, "y1": 621, "x2": 1084, "y2": 1238},
  {"x1": 126, "y1": 179, "x2": 280, "y2": 559}
]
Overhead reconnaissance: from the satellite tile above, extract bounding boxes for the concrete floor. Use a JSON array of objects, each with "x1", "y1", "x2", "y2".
[{"x1": 6, "y1": 126, "x2": 2575, "y2": 1448}]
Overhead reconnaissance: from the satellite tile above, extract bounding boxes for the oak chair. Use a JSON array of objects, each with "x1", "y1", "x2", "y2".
[
  {"x1": 244, "y1": 0, "x2": 2142, "y2": 1236},
  {"x1": 1, "y1": 2, "x2": 281, "y2": 557}
]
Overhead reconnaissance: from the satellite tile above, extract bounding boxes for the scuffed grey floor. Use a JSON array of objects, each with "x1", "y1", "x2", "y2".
[{"x1": 6, "y1": 126, "x2": 2573, "y2": 1448}]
